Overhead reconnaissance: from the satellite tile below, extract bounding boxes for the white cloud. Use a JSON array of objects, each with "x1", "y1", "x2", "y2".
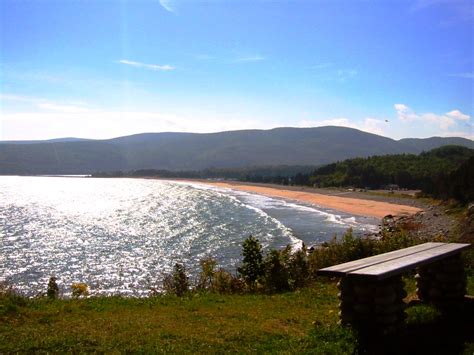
[
  {"x1": 235, "y1": 55, "x2": 265, "y2": 62},
  {"x1": 394, "y1": 104, "x2": 471, "y2": 131},
  {"x1": 0, "y1": 110, "x2": 275, "y2": 140},
  {"x1": 1, "y1": 94, "x2": 90, "y2": 113},
  {"x1": 446, "y1": 110, "x2": 470, "y2": 121},
  {"x1": 159, "y1": 0, "x2": 174, "y2": 12},
  {"x1": 37, "y1": 102, "x2": 89, "y2": 113},
  {"x1": 363, "y1": 118, "x2": 386, "y2": 136},
  {"x1": 118, "y1": 59, "x2": 175, "y2": 71},
  {"x1": 0, "y1": 94, "x2": 37, "y2": 102},
  {"x1": 394, "y1": 104, "x2": 419, "y2": 121},
  {"x1": 394, "y1": 103, "x2": 408, "y2": 111}
]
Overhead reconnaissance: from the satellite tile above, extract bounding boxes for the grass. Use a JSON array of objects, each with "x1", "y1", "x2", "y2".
[
  {"x1": 2, "y1": 275, "x2": 473, "y2": 354},
  {"x1": 0, "y1": 281, "x2": 358, "y2": 354}
]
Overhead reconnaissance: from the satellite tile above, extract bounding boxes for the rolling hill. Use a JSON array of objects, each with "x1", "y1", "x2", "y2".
[{"x1": 0, "y1": 126, "x2": 473, "y2": 175}]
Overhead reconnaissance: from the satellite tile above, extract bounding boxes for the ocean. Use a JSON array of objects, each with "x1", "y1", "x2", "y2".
[{"x1": 0, "y1": 176, "x2": 378, "y2": 296}]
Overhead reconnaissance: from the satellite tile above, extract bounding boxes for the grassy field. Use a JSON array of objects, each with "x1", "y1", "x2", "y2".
[
  {"x1": 0, "y1": 281, "x2": 356, "y2": 354},
  {"x1": 1, "y1": 276, "x2": 473, "y2": 354}
]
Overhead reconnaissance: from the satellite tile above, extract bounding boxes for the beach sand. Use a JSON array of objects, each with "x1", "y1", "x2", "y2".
[{"x1": 189, "y1": 181, "x2": 422, "y2": 219}]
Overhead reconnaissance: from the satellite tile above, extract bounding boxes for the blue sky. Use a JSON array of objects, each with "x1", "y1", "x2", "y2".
[{"x1": 0, "y1": 0, "x2": 472, "y2": 140}]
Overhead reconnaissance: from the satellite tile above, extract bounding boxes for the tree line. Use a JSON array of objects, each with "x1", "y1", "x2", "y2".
[{"x1": 92, "y1": 145, "x2": 474, "y2": 203}]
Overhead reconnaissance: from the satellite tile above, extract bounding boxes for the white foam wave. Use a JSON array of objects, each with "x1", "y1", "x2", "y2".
[
  {"x1": 171, "y1": 181, "x2": 304, "y2": 249},
  {"x1": 222, "y1": 188, "x2": 373, "y2": 228}
]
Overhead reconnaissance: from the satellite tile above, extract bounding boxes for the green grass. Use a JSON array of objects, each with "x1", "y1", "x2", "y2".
[
  {"x1": 2, "y1": 274, "x2": 473, "y2": 353},
  {"x1": 0, "y1": 281, "x2": 358, "y2": 354}
]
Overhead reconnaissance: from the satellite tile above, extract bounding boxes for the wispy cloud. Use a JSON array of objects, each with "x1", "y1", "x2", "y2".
[
  {"x1": 0, "y1": 110, "x2": 275, "y2": 140},
  {"x1": 118, "y1": 59, "x2": 175, "y2": 71},
  {"x1": 37, "y1": 102, "x2": 89, "y2": 113},
  {"x1": 159, "y1": 0, "x2": 174, "y2": 13},
  {"x1": 394, "y1": 104, "x2": 470, "y2": 130},
  {"x1": 0, "y1": 94, "x2": 33, "y2": 102},
  {"x1": 235, "y1": 55, "x2": 265, "y2": 63},
  {"x1": 448, "y1": 72, "x2": 474, "y2": 79},
  {"x1": 1, "y1": 94, "x2": 90, "y2": 113}
]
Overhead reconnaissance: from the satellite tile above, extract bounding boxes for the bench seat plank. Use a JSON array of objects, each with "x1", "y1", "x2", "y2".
[
  {"x1": 316, "y1": 242, "x2": 445, "y2": 277},
  {"x1": 348, "y1": 243, "x2": 470, "y2": 280}
]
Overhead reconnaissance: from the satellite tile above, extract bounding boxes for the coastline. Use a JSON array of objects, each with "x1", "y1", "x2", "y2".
[{"x1": 176, "y1": 179, "x2": 423, "y2": 219}]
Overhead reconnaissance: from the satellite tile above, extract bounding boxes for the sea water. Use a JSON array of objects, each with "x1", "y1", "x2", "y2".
[{"x1": 0, "y1": 176, "x2": 378, "y2": 296}]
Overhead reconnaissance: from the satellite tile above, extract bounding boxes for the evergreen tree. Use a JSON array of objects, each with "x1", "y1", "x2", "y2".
[{"x1": 238, "y1": 235, "x2": 264, "y2": 286}]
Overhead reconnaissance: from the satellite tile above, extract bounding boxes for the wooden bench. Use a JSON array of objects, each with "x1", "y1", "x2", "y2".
[{"x1": 317, "y1": 242, "x2": 471, "y2": 334}]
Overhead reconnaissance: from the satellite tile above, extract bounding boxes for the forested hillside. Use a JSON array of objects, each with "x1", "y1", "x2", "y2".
[
  {"x1": 279, "y1": 146, "x2": 474, "y2": 198},
  {"x1": 1, "y1": 127, "x2": 473, "y2": 174}
]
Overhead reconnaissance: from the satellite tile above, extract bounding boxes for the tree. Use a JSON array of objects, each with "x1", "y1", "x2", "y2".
[
  {"x1": 237, "y1": 235, "x2": 264, "y2": 286},
  {"x1": 263, "y1": 250, "x2": 289, "y2": 292}
]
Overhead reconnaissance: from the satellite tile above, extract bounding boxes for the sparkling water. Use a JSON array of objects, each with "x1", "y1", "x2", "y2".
[{"x1": 0, "y1": 176, "x2": 378, "y2": 296}]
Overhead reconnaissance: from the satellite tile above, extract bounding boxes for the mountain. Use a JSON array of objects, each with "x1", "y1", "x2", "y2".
[{"x1": 0, "y1": 126, "x2": 473, "y2": 175}]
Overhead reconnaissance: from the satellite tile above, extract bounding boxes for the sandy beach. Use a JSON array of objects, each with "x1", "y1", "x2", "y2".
[{"x1": 190, "y1": 180, "x2": 423, "y2": 219}]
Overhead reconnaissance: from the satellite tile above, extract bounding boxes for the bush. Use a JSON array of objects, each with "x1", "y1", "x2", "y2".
[
  {"x1": 71, "y1": 283, "x2": 89, "y2": 298},
  {"x1": 163, "y1": 263, "x2": 189, "y2": 297},
  {"x1": 237, "y1": 235, "x2": 264, "y2": 287},
  {"x1": 0, "y1": 282, "x2": 26, "y2": 316},
  {"x1": 212, "y1": 269, "x2": 244, "y2": 294},
  {"x1": 306, "y1": 228, "x2": 432, "y2": 278},
  {"x1": 197, "y1": 257, "x2": 217, "y2": 290},
  {"x1": 196, "y1": 257, "x2": 244, "y2": 294}
]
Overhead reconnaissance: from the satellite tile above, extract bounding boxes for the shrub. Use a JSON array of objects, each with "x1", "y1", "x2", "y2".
[
  {"x1": 0, "y1": 282, "x2": 26, "y2": 316},
  {"x1": 306, "y1": 228, "x2": 433, "y2": 278},
  {"x1": 197, "y1": 257, "x2": 217, "y2": 290},
  {"x1": 71, "y1": 283, "x2": 89, "y2": 298},
  {"x1": 47, "y1": 276, "x2": 59, "y2": 299},
  {"x1": 163, "y1": 263, "x2": 189, "y2": 297},
  {"x1": 237, "y1": 235, "x2": 264, "y2": 287},
  {"x1": 212, "y1": 269, "x2": 244, "y2": 294}
]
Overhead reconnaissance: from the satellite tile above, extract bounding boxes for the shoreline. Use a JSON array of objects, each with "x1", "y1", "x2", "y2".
[{"x1": 173, "y1": 179, "x2": 423, "y2": 219}]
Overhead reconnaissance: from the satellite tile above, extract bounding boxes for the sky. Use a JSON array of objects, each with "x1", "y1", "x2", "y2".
[{"x1": 0, "y1": 0, "x2": 473, "y2": 141}]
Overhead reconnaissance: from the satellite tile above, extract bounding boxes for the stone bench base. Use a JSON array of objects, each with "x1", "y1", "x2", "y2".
[
  {"x1": 337, "y1": 254, "x2": 467, "y2": 335},
  {"x1": 338, "y1": 275, "x2": 406, "y2": 335}
]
